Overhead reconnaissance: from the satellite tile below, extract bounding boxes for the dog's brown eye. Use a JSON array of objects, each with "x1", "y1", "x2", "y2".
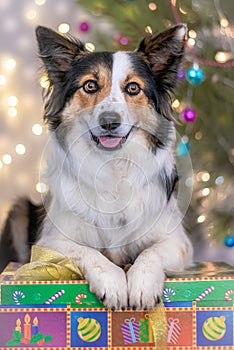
[
  {"x1": 83, "y1": 80, "x2": 99, "y2": 94},
  {"x1": 125, "y1": 82, "x2": 141, "y2": 96}
]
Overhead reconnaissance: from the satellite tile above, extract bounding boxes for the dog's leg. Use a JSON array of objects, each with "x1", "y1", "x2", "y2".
[
  {"x1": 127, "y1": 229, "x2": 193, "y2": 309},
  {"x1": 37, "y1": 238, "x2": 128, "y2": 310}
]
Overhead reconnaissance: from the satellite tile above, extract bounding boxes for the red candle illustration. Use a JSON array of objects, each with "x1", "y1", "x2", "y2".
[
  {"x1": 32, "y1": 317, "x2": 39, "y2": 335},
  {"x1": 15, "y1": 318, "x2": 21, "y2": 332},
  {"x1": 23, "y1": 314, "x2": 31, "y2": 340}
]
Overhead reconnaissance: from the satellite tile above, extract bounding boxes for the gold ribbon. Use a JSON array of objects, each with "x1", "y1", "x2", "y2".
[
  {"x1": 148, "y1": 302, "x2": 167, "y2": 350},
  {"x1": 15, "y1": 245, "x2": 84, "y2": 281}
]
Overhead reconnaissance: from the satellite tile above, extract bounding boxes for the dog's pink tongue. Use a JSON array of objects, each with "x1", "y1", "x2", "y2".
[{"x1": 99, "y1": 136, "x2": 122, "y2": 149}]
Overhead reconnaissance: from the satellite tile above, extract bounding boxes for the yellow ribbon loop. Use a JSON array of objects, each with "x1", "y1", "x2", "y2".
[{"x1": 14, "y1": 245, "x2": 84, "y2": 281}]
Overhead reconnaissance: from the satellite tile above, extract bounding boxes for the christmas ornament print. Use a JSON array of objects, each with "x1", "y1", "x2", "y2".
[
  {"x1": 202, "y1": 316, "x2": 226, "y2": 341},
  {"x1": 195, "y1": 286, "x2": 215, "y2": 301},
  {"x1": 13, "y1": 291, "x2": 25, "y2": 305},
  {"x1": 77, "y1": 317, "x2": 101, "y2": 342}
]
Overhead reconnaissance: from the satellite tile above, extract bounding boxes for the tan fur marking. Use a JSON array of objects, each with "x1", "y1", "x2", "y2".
[
  {"x1": 122, "y1": 74, "x2": 149, "y2": 107},
  {"x1": 62, "y1": 66, "x2": 112, "y2": 118},
  {"x1": 180, "y1": 247, "x2": 185, "y2": 257}
]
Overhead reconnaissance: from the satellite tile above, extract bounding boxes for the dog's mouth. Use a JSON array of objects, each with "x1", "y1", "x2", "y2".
[{"x1": 90, "y1": 129, "x2": 132, "y2": 150}]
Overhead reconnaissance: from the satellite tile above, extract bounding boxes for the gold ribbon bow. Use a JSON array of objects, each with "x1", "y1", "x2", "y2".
[{"x1": 14, "y1": 245, "x2": 84, "y2": 281}]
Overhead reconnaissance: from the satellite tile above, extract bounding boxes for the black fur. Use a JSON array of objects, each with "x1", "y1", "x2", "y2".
[
  {"x1": 164, "y1": 167, "x2": 179, "y2": 201},
  {"x1": 0, "y1": 199, "x2": 45, "y2": 272},
  {"x1": 137, "y1": 24, "x2": 186, "y2": 120}
]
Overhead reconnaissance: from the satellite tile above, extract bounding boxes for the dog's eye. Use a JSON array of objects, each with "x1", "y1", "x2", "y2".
[
  {"x1": 125, "y1": 82, "x2": 141, "y2": 96},
  {"x1": 83, "y1": 80, "x2": 99, "y2": 94}
]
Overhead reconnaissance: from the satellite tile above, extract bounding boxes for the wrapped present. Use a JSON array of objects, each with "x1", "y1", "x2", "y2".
[
  {"x1": 0, "y1": 254, "x2": 233, "y2": 349},
  {"x1": 139, "y1": 314, "x2": 153, "y2": 343},
  {"x1": 120, "y1": 317, "x2": 140, "y2": 344},
  {"x1": 167, "y1": 317, "x2": 182, "y2": 345}
]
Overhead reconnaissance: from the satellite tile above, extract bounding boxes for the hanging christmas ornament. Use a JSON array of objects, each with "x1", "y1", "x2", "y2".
[
  {"x1": 178, "y1": 67, "x2": 185, "y2": 80},
  {"x1": 119, "y1": 36, "x2": 129, "y2": 45},
  {"x1": 78, "y1": 21, "x2": 90, "y2": 33},
  {"x1": 224, "y1": 235, "x2": 234, "y2": 247},
  {"x1": 180, "y1": 108, "x2": 197, "y2": 123},
  {"x1": 177, "y1": 135, "x2": 190, "y2": 156},
  {"x1": 177, "y1": 141, "x2": 190, "y2": 157},
  {"x1": 186, "y1": 64, "x2": 205, "y2": 86}
]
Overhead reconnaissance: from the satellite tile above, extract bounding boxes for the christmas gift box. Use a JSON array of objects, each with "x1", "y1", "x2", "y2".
[{"x1": 0, "y1": 258, "x2": 234, "y2": 349}]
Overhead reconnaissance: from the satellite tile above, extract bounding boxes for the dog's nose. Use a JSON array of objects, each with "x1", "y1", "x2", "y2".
[{"x1": 99, "y1": 112, "x2": 121, "y2": 131}]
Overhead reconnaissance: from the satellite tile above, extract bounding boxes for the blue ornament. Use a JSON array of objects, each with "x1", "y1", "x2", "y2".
[
  {"x1": 186, "y1": 66, "x2": 205, "y2": 86},
  {"x1": 177, "y1": 141, "x2": 190, "y2": 156},
  {"x1": 224, "y1": 235, "x2": 234, "y2": 247}
]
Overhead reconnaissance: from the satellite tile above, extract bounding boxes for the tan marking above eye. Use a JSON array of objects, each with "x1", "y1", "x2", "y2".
[{"x1": 79, "y1": 74, "x2": 97, "y2": 86}]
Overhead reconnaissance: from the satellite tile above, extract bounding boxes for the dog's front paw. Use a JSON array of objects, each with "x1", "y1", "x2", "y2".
[
  {"x1": 85, "y1": 263, "x2": 128, "y2": 310},
  {"x1": 127, "y1": 264, "x2": 164, "y2": 310}
]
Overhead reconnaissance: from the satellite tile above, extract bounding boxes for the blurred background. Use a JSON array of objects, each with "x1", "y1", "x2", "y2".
[{"x1": 0, "y1": 0, "x2": 233, "y2": 264}]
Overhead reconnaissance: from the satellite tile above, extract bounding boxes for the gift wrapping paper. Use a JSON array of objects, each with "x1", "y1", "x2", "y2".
[{"x1": 0, "y1": 262, "x2": 233, "y2": 349}]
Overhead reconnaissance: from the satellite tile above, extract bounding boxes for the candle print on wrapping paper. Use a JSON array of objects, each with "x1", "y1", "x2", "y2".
[
  {"x1": 0, "y1": 311, "x2": 67, "y2": 348},
  {"x1": 5, "y1": 314, "x2": 53, "y2": 346},
  {"x1": 121, "y1": 317, "x2": 140, "y2": 344}
]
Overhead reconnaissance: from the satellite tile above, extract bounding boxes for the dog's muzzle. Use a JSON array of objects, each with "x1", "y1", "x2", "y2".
[{"x1": 90, "y1": 112, "x2": 132, "y2": 150}]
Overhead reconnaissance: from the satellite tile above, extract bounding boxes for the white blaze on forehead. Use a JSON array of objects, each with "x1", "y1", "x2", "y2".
[
  {"x1": 111, "y1": 51, "x2": 132, "y2": 100},
  {"x1": 92, "y1": 51, "x2": 133, "y2": 132}
]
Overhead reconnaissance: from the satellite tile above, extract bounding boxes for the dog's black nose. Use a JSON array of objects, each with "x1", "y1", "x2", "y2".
[{"x1": 99, "y1": 112, "x2": 121, "y2": 131}]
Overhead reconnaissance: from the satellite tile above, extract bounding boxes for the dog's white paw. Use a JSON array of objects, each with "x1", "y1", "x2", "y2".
[
  {"x1": 85, "y1": 262, "x2": 128, "y2": 310},
  {"x1": 127, "y1": 264, "x2": 164, "y2": 310}
]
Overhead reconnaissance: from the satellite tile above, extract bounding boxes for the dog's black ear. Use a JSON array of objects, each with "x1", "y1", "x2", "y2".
[
  {"x1": 36, "y1": 26, "x2": 87, "y2": 83},
  {"x1": 137, "y1": 24, "x2": 187, "y2": 93}
]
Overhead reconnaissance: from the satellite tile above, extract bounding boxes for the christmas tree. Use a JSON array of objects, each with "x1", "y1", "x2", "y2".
[{"x1": 77, "y1": 0, "x2": 234, "y2": 263}]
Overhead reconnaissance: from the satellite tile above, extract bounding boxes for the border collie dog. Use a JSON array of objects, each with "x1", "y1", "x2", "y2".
[{"x1": 0, "y1": 24, "x2": 193, "y2": 310}]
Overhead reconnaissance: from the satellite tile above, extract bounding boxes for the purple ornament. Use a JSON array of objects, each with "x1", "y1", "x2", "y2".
[
  {"x1": 119, "y1": 37, "x2": 129, "y2": 45},
  {"x1": 79, "y1": 21, "x2": 90, "y2": 32},
  {"x1": 178, "y1": 68, "x2": 185, "y2": 80},
  {"x1": 181, "y1": 108, "x2": 197, "y2": 123}
]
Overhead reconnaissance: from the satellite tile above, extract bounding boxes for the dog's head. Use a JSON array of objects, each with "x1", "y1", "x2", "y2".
[{"x1": 36, "y1": 24, "x2": 186, "y2": 154}]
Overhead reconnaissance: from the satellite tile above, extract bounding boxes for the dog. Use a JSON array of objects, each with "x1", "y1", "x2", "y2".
[{"x1": 0, "y1": 24, "x2": 193, "y2": 310}]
